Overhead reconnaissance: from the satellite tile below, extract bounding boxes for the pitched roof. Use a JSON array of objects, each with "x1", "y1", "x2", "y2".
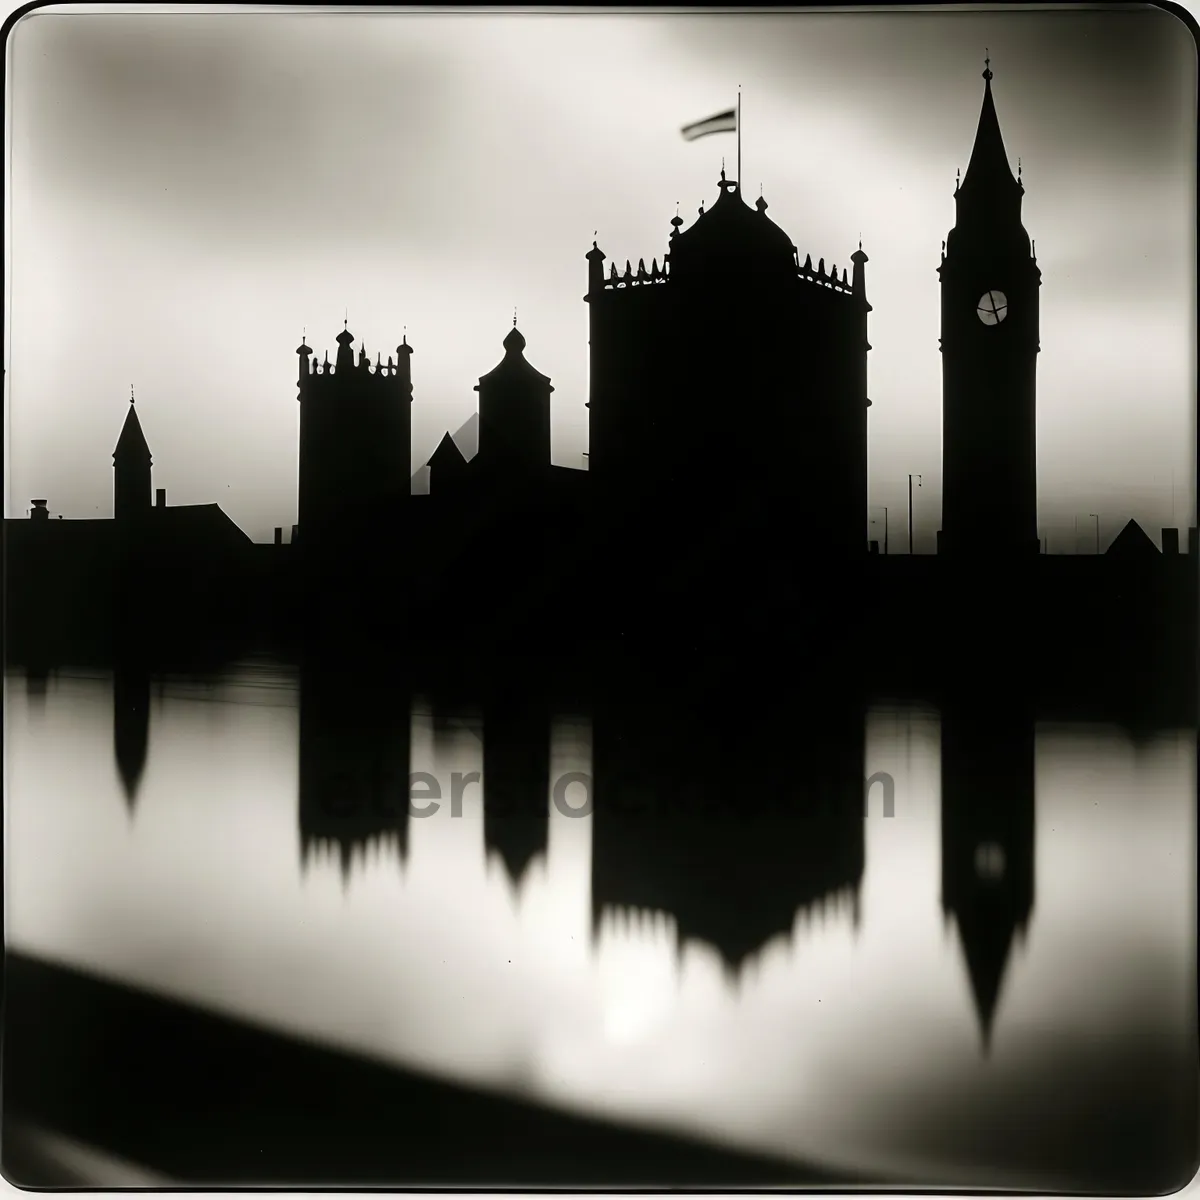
[
  {"x1": 113, "y1": 404, "x2": 152, "y2": 462},
  {"x1": 427, "y1": 431, "x2": 467, "y2": 472},
  {"x1": 1105, "y1": 518, "x2": 1160, "y2": 559}
]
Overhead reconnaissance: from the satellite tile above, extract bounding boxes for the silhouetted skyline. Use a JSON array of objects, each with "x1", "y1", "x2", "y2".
[{"x1": 6, "y1": 8, "x2": 1194, "y2": 548}]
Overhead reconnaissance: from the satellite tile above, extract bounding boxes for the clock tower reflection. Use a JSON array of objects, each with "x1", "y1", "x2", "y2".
[{"x1": 940, "y1": 695, "x2": 1036, "y2": 1054}]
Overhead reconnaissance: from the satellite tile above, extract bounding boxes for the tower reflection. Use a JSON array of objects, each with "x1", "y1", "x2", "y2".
[
  {"x1": 940, "y1": 700, "x2": 1036, "y2": 1054},
  {"x1": 297, "y1": 658, "x2": 412, "y2": 879},
  {"x1": 113, "y1": 658, "x2": 151, "y2": 809},
  {"x1": 589, "y1": 660, "x2": 866, "y2": 978},
  {"x1": 482, "y1": 687, "x2": 550, "y2": 885}
]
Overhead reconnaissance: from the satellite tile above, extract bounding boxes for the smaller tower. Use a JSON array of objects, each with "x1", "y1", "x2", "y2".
[
  {"x1": 113, "y1": 390, "x2": 153, "y2": 523},
  {"x1": 335, "y1": 322, "x2": 355, "y2": 374},
  {"x1": 586, "y1": 238, "x2": 606, "y2": 302},
  {"x1": 426, "y1": 431, "x2": 469, "y2": 495},
  {"x1": 474, "y1": 323, "x2": 554, "y2": 476}
]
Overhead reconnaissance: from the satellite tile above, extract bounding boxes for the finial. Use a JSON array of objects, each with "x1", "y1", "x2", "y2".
[
  {"x1": 1018, "y1": 156, "x2": 1022, "y2": 182},
  {"x1": 513, "y1": 306, "x2": 518, "y2": 328},
  {"x1": 344, "y1": 309, "x2": 348, "y2": 329},
  {"x1": 130, "y1": 384, "x2": 135, "y2": 405},
  {"x1": 858, "y1": 233, "x2": 862, "y2": 250},
  {"x1": 983, "y1": 48, "x2": 992, "y2": 81}
]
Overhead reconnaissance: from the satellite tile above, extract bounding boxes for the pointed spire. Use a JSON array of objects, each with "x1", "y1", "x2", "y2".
[
  {"x1": 960, "y1": 54, "x2": 1020, "y2": 197},
  {"x1": 114, "y1": 396, "x2": 152, "y2": 463}
]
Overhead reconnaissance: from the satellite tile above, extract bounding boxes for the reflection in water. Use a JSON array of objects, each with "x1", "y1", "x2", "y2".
[
  {"x1": 112, "y1": 662, "x2": 150, "y2": 809},
  {"x1": 297, "y1": 659, "x2": 412, "y2": 880},
  {"x1": 482, "y1": 690, "x2": 550, "y2": 886},
  {"x1": 7, "y1": 662, "x2": 1196, "y2": 1191},
  {"x1": 590, "y1": 666, "x2": 865, "y2": 980},
  {"x1": 940, "y1": 706, "x2": 1036, "y2": 1052}
]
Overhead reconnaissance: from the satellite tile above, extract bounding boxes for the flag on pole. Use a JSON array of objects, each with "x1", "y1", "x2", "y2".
[{"x1": 681, "y1": 107, "x2": 737, "y2": 142}]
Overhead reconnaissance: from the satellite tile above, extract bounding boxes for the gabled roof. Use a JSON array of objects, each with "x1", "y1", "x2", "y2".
[
  {"x1": 113, "y1": 404, "x2": 152, "y2": 463},
  {"x1": 427, "y1": 431, "x2": 468, "y2": 472},
  {"x1": 1106, "y1": 518, "x2": 1160, "y2": 559}
]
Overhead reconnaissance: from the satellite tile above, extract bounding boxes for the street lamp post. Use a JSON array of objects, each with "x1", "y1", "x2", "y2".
[{"x1": 908, "y1": 475, "x2": 922, "y2": 555}]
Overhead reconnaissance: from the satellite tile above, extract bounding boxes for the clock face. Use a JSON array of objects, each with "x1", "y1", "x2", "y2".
[{"x1": 977, "y1": 290, "x2": 1008, "y2": 325}]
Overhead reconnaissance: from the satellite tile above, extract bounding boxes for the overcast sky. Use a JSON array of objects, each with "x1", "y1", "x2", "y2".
[{"x1": 4, "y1": 4, "x2": 1196, "y2": 548}]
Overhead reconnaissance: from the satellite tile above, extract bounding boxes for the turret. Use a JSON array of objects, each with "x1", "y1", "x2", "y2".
[
  {"x1": 474, "y1": 322, "x2": 554, "y2": 474},
  {"x1": 396, "y1": 333, "x2": 414, "y2": 398},
  {"x1": 586, "y1": 239, "x2": 606, "y2": 302},
  {"x1": 335, "y1": 323, "x2": 355, "y2": 373},
  {"x1": 297, "y1": 336, "x2": 312, "y2": 396}
]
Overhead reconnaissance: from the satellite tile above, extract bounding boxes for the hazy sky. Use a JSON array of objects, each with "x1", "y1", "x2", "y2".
[{"x1": 4, "y1": 4, "x2": 1196, "y2": 547}]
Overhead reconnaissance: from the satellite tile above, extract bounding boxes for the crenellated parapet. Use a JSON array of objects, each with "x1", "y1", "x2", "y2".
[
  {"x1": 297, "y1": 326, "x2": 414, "y2": 402},
  {"x1": 303, "y1": 355, "x2": 408, "y2": 379},
  {"x1": 796, "y1": 252, "x2": 855, "y2": 299},
  {"x1": 601, "y1": 256, "x2": 671, "y2": 291}
]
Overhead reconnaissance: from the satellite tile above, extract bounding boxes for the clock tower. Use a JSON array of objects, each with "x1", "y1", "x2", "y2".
[{"x1": 939, "y1": 59, "x2": 1041, "y2": 559}]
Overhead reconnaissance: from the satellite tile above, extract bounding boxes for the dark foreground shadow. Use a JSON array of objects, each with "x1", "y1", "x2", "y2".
[{"x1": 1, "y1": 953, "x2": 865, "y2": 1189}]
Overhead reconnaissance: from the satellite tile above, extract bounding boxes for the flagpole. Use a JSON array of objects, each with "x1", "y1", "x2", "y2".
[{"x1": 737, "y1": 86, "x2": 742, "y2": 191}]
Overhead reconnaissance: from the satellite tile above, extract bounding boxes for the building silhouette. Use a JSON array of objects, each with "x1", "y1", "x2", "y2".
[
  {"x1": 296, "y1": 326, "x2": 413, "y2": 545},
  {"x1": 113, "y1": 398, "x2": 154, "y2": 526},
  {"x1": 586, "y1": 171, "x2": 871, "y2": 619},
  {"x1": 411, "y1": 322, "x2": 588, "y2": 634},
  {"x1": 3, "y1": 58, "x2": 1195, "y2": 709},
  {"x1": 939, "y1": 60, "x2": 1040, "y2": 560}
]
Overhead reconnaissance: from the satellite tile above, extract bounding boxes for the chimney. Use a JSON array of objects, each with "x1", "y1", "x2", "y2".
[
  {"x1": 156, "y1": 488, "x2": 166, "y2": 508},
  {"x1": 274, "y1": 527, "x2": 283, "y2": 545},
  {"x1": 30, "y1": 499, "x2": 48, "y2": 521},
  {"x1": 869, "y1": 540, "x2": 880, "y2": 555},
  {"x1": 1189, "y1": 527, "x2": 1198, "y2": 557},
  {"x1": 1162, "y1": 528, "x2": 1180, "y2": 555},
  {"x1": 291, "y1": 524, "x2": 300, "y2": 544}
]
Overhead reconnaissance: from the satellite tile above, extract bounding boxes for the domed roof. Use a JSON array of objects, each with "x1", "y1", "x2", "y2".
[{"x1": 668, "y1": 176, "x2": 797, "y2": 279}]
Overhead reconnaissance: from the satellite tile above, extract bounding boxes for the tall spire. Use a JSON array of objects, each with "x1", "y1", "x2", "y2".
[{"x1": 959, "y1": 53, "x2": 1020, "y2": 197}]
